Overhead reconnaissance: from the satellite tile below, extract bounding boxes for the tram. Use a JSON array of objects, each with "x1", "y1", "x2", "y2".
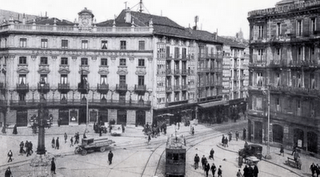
[{"x1": 165, "y1": 134, "x2": 186, "y2": 177}]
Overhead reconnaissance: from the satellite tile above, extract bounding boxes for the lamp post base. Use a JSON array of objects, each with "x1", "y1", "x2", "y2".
[{"x1": 30, "y1": 154, "x2": 53, "y2": 177}]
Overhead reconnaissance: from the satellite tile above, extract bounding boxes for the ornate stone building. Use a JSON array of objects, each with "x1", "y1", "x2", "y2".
[{"x1": 248, "y1": 0, "x2": 320, "y2": 155}]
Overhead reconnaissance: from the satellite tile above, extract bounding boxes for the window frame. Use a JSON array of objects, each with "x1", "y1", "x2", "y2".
[
  {"x1": 20, "y1": 38, "x2": 27, "y2": 48},
  {"x1": 101, "y1": 58, "x2": 108, "y2": 66},
  {"x1": 81, "y1": 58, "x2": 88, "y2": 66},
  {"x1": 119, "y1": 58, "x2": 126, "y2": 66},
  {"x1": 138, "y1": 59, "x2": 145, "y2": 67},
  {"x1": 40, "y1": 57, "x2": 48, "y2": 65},
  {"x1": 120, "y1": 41, "x2": 126, "y2": 50},
  {"x1": 61, "y1": 57, "x2": 68, "y2": 65},
  {"x1": 138, "y1": 41, "x2": 145, "y2": 50},
  {"x1": 19, "y1": 57, "x2": 27, "y2": 65},
  {"x1": 41, "y1": 39, "x2": 48, "y2": 48},
  {"x1": 61, "y1": 39, "x2": 68, "y2": 49}
]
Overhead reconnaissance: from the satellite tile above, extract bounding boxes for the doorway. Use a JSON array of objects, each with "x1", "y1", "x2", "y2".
[{"x1": 79, "y1": 107, "x2": 87, "y2": 125}]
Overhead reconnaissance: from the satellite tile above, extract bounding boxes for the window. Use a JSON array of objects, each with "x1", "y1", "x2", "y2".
[
  {"x1": 40, "y1": 57, "x2": 48, "y2": 65},
  {"x1": 311, "y1": 17, "x2": 316, "y2": 33},
  {"x1": 257, "y1": 72, "x2": 263, "y2": 86},
  {"x1": 258, "y1": 26, "x2": 263, "y2": 38},
  {"x1": 40, "y1": 74, "x2": 47, "y2": 83},
  {"x1": 101, "y1": 58, "x2": 108, "y2": 66},
  {"x1": 182, "y1": 48, "x2": 187, "y2": 58},
  {"x1": 138, "y1": 41, "x2": 145, "y2": 50},
  {"x1": 19, "y1": 94, "x2": 26, "y2": 101},
  {"x1": 120, "y1": 41, "x2": 126, "y2": 50},
  {"x1": 276, "y1": 73, "x2": 280, "y2": 86},
  {"x1": 101, "y1": 40, "x2": 108, "y2": 49},
  {"x1": 138, "y1": 76, "x2": 144, "y2": 85},
  {"x1": 119, "y1": 75, "x2": 126, "y2": 84},
  {"x1": 174, "y1": 47, "x2": 179, "y2": 58},
  {"x1": 120, "y1": 58, "x2": 126, "y2": 66},
  {"x1": 19, "y1": 57, "x2": 27, "y2": 65},
  {"x1": 100, "y1": 75, "x2": 107, "y2": 84},
  {"x1": 138, "y1": 59, "x2": 145, "y2": 67},
  {"x1": 81, "y1": 58, "x2": 88, "y2": 65},
  {"x1": 19, "y1": 74, "x2": 26, "y2": 84},
  {"x1": 81, "y1": 40, "x2": 88, "y2": 49},
  {"x1": 61, "y1": 40, "x2": 68, "y2": 48},
  {"x1": 277, "y1": 48, "x2": 281, "y2": 56},
  {"x1": 41, "y1": 39, "x2": 48, "y2": 48},
  {"x1": 60, "y1": 75, "x2": 68, "y2": 84},
  {"x1": 61, "y1": 57, "x2": 68, "y2": 65},
  {"x1": 20, "y1": 38, "x2": 27, "y2": 47},
  {"x1": 277, "y1": 23, "x2": 281, "y2": 36},
  {"x1": 297, "y1": 20, "x2": 302, "y2": 36},
  {"x1": 276, "y1": 98, "x2": 280, "y2": 111}
]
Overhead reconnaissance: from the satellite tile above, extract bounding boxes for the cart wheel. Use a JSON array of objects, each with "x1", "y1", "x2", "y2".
[
  {"x1": 81, "y1": 149, "x2": 87, "y2": 156},
  {"x1": 100, "y1": 147, "x2": 106, "y2": 152}
]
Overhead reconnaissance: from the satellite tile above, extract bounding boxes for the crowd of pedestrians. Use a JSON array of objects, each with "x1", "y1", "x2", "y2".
[
  {"x1": 194, "y1": 147, "x2": 223, "y2": 177},
  {"x1": 310, "y1": 162, "x2": 320, "y2": 177}
]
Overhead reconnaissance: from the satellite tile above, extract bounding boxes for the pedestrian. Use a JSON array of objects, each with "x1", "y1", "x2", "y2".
[
  {"x1": 51, "y1": 158, "x2": 56, "y2": 175},
  {"x1": 26, "y1": 142, "x2": 31, "y2": 157},
  {"x1": 75, "y1": 132, "x2": 79, "y2": 144},
  {"x1": 56, "y1": 137, "x2": 60, "y2": 149},
  {"x1": 221, "y1": 135, "x2": 225, "y2": 146},
  {"x1": 108, "y1": 150, "x2": 113, "y2": 165},
  {"x1": 293, "y1": 151, "x2": 300, "y2": 162},
  {"x1": 248, "y1": 165, "x2": 253, "y2": 177},
  {"x1": 204, "y1": 162, "x2": 210, "y2": 177},
  {"x1": 217, "y1": 165, "x2": 222, "y2": 177},
  {"x1": 57, "y1": 118, "x2": 61, "y2": 127},
  {"x1": 19, "y1": 141, "x2": 25, "y2": 155},
  {"x1": 228, "y1": 131, "x2": 232, "y2": 141},
  {"x1": 253, "y1": 165, "x2": 259, "y2": 177},
  {"x1": 243, "y1": 128, "x2": 246, "y2": 140},
  {"x1": 51, "y1": 137, "x2": 55, "y2": 148},
  {"x1": 237, "y1": 169, "x2": 243, "y2": 177},
  {"x1": 279, "y1": 144, "x2": 284, "y2": 156},
  {"x1": 236, "y1": 131, "x2": 239, "y2": 141},
  {"x1": 194, "y1": 154, "x2": 200, "y2": 170},
  {"x1": 311, "y1": 163, "x2": 316, "y2": 177},
  {"x1": 64, "y1": 133, "x2": 68, "y2": 143},
  {"x1": 29, "y1": 141, "x2": 33, "y2": 154},
  {"x1": 148, "y1": 134, "x2": 151, "y2": 144},
  {"x1": 5, "y1": 167, "x2": 12, "y2": 177},
  {"x1": 7, "y1": 150, "x2": 13, "y2": 162},
  {"x1": 12, "y1": 124, "x2": 17, "y2": 134},
  {"x1": 316, "y1": 164, "x2": 320, "y2": 177},
  {"x1": 209, "y1": 148, "x2": 214, "y2": 160},
  {"x1": 211, "y1": 163, "x2": 216, "y2": 177},
  {"x1": 70, "y1": 137, "x2": 74, "y2": 147},
  {"x1": 201, "y1": 155, "x2": 207, "y2": 169},
  {"x1": 225, "y1": 137, "x2": 229, "y2": 147},
  {"x1": 243, "y1": 165, "x2": 249, "y2": 177},
  {"x1": 238, "y1": 156, "x2": 243, "y2": 168},
  {"x1": 99, "y1": 126, "x2": 102, "y2": 136}
]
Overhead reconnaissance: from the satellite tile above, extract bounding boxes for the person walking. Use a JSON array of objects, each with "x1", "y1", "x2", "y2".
[
  {"x1": 243, "y1": 128, "x2": 246, "y2": 140},
  {"x1": 236, "y1": 131, "x2": 239, "y2": 141},
  {"x1": 56, "y1": 137, "x2": 60, "y2": 149},
  {"x1": 108, "y1": 150, "x2": 113, "y2": 165},
  {"x1": 19, "y1": 141, "x2": 25, "y2": 155},
  {"x1": 311, "y1": 163, "x2": 316, "y2": 177},
  {"x1": 26, "y1": 142, "x2": 31, "y2": 157},
  {"x1": 211, "y1": 163, "x2": 216, "y2": 177},
  {"x1": 201, "y1": 155, "x2": 207, "y2": 169},
  {"x1": 243, "y1": 165, "x2": 249, "y2": 177},
  {"x1": 51, "y1": 158, "x2": 56, "y2": 175},
  {"x1": 237, "y1": 169, "x2": 243, "y2": 177},
  {"x1": 51, "y1": 137, "x2": 55, "y2": 148},
  {"x1": 70, "y1": 137, "x2": 74, "y2": 147},
  {"x1": 148, "y1": 134, "x2": 151, "y2": 144},
  {"x1": 5, "y1": 167, "x2": 13, "y2": 177},
  {"x1": 7, "y1": 150, "x2": 13, "y2": 162},
  {"x1": 253, "y1": 165, "x2": 259, "y2": 177},
  {"x1": 204, "y1": 162, "x2": 210, "y2": 177},
  {"x1": 217, "y1": 165, "x2": 222, "y2": 177},
  {"x1": 12, "y1": 124, "x2": 17, "y2": 135},
  {"x1": 194, "y1": 154, "x2": 200, "y2": 170},
  {"x1": 279, "y1": 144, "x2": 284, "y2": 156},
  {"x1": 29, "y1": 141, "x2": 33, "y2": 154},
  {"x1": 209, "y1": 148, "x2": 215, "y2": 160},
  {"x1": 316, "y1": 164, "x2": 320, "y2": 177},
  {"x1": 64, "y1": 133, "x2": 68, "y2": 143}
]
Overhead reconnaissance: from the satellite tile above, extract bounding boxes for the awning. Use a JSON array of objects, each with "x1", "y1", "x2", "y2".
[{"x1": 198, "y1": 100, "x2": 229, "y2": 108}]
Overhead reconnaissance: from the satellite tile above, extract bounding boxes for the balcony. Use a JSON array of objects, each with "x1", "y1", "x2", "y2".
[
  {"x1": 174, "y1": 69, "x2": 180, "y2": 75},
  {"x1": 77, "y1": 83, "x2": 89, "y2": 94},
  {"x1": 166, "y1": 69, "x2": 172, "y2": 75},
  {"x1": 58, "y1": 83, "x2": 70, "y2": 93},
  {"x1": 181, "y1": 84, "x2": 188, "y2": 90},
  {"x1": 37, "y1": 83, "x2": 50, "y2": 94},
  {"x1": 116, "y1": 84, "x2": 128, "y2": 92},
  {"x1": 166, "y1": 85, "x2": 173, "y2": 92},
  {"x1": 97, "y1": 83, "x2": 109, "y2": 94},
  {"x1": 134, "y1": 85, "x2": 147, "y2": 94},
  {"x1": 181, "y1": 69, "x2": 187, "y2": 75},
  {"x1": 16, "y1": 83, "x2": 29, "y2": 93},
  {"x1": 174, "y1": 85, "x2": 180, "y2": 91}
]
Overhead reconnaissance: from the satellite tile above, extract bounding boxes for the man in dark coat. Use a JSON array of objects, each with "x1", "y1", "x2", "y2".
[
  {"x1": 209, "y1": 148, "x2": 214, "y2": 160},
  {"x1": 51, "y1": 158, "x2": 56, "y2": 175},
  {"x1": 204, "y1": 162, "x2": 210, "y2": 177},
  {"x1": 12, "y1": 124, "x2": 17, "y2": 134},
  {"x1": 56, "y1": 137, "x2": 60, "y2": 149},
  {"x1": 5, "y1": 167, "x2": 12, "y2": 177},
  {"x1": 201, "y1": 155, "x2": 207, "y2": 169},
  {"x1": 243, "y1": 165, "x2": 249, "y2": 177},
  {"x1": 253, "y1": 165, "x2": 259, "y2": 177},
  {"x1": 194, "y1": 154, "x2": 200, "y2": 169},
  {"x1": 243, "y1": 128, "x2": 246, "y2": 140},
  {"x1": 211, "y1": 163, "x2": 216, "y2": 177},
  {"x1": 7, "y1": 150, "x2": 13, "y2": 162},
  {"x1": 217, "y1": 165, "x2": 222, "y2": 177},
  {"x1": 108, "y1": 151, "x2": 113, "y2": 165}
]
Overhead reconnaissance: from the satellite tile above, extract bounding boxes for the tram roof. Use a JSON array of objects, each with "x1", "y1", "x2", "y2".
[{"x1": 166, "y1": 135, "x2": 186, "y2": 149}]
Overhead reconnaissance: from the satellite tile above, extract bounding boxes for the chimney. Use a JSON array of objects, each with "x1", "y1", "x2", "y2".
[{"x1": 125, "y1": 8, "x2": 131, "y2": 23}]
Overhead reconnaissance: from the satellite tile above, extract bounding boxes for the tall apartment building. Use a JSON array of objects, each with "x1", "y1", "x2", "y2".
[
  {"x1": 0, "y1": 6, "x2": 248, "y2": 129},
  {"x1": 248, "y1": 0, "x2": 320, "y2": 155}
]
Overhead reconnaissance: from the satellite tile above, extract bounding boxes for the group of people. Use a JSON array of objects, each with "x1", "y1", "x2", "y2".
[
  {"x1": 19, "y1": 140, "x2": 33, "y2": 157},
  {"x1": 194, "y1": 153, "x2": 222, "y2": 177},
  {"x1": 51, "y1": 137, "x2": 60, "y2": 149},
  {"x1": 310, "y1": 163, "x2": 320, "y2": 177},
  {"x1": 236, "y1": 165, "x2": 259, "y2": 177},
  {"x1": 221, "y1": 134, "x2": 229, "y2": 147}
]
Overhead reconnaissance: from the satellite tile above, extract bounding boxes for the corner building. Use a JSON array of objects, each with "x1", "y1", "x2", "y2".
[{"x1": 248, "y1": 0, "x2": 320, "y2": 156}]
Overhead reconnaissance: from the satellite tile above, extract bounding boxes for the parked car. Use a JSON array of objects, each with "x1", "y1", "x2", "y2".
[
  {"x1": 74, "y1": 137, "x2": 115, "y2": 155},
  {"x1": 110, "y1": 124, "x2": 123, "y2": 136}
]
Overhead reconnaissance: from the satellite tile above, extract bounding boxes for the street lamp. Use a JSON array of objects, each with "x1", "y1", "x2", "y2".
[{"x1": 36, "y1": 80, "x2": 46, "y2": 155}]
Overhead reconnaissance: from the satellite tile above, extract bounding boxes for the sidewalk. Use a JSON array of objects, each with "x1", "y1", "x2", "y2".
[{"x1": 216, "y1": 138, "x2": 315, "y2": 177}]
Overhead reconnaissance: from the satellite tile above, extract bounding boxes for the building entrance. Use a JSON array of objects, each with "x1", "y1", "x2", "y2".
[
  {"x1": 16, "y1": 110, "x2": 28, "y2": 127},
  {"x1": 136, "y1": 110, "x2": 145, "y2": 126},
  {"x1": 79, "y1": 107, "x2": 87, "y2": 124}
]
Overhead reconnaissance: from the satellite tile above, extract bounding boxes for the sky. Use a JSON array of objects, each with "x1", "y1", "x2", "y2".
[{"x1": 0, "y1": 0, "x2": 281, "y2": 39}]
